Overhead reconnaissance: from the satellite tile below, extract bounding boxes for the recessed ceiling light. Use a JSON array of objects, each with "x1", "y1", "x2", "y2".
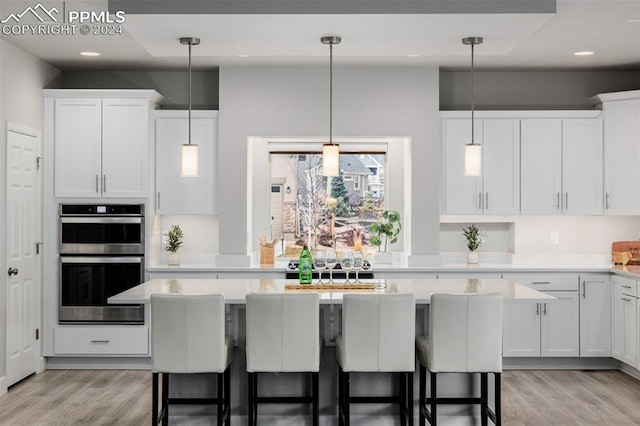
[
  {"x1": 407, "y1": 54, "x2": 420, "y2": 57},
  {"x1": 630, "y1": 18, "x2": 640, "y2": 23},
  {"x1": 80, "y1": 51, "x2": 100, "y2": 57},
  {"x1": 237, "y1": 54, "x2": 249, "y2": 58},
  {"x1": 574, "y1": 51, "x2": 594, "y2": 56}
]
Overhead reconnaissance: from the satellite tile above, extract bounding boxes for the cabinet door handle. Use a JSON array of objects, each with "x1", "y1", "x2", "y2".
[
  {"x1": 532, "y1": 281, "x2": 551, "y2": 285},
  {"x1": 556, "y1": 192, "x2": 560, "y2": 210},
  {"x1": 95, "y1": 175, "x2": 99, "y2": 193},
  {"x1": 605, "y1": 192, "x2": 610, "y2": 210},
  {"x1": 157, "y1": 192, "x2": 161, "y2": 209},
  {"x1": 543, "y1": 303, "x2": 547, "y2": 315},
  {"x1": 565, "y1": 192, "x2": 569, "y2": 210},
  {"x1": 478, "y1": 192, "x2": 482, "y2": 210},
  {"x1": 90, "y1": 340, "x2": 110, "y2": 344},
  {"x1": 621, "y1": 297, "x2": 632, "y2": 302},
  {"x1": 622, "y1": 285, "x2": 632, "y2": 289},
  {"x1": 582, "y1": 281, "x2": 586, "y2": 299},
  {"x1": 102, "y1": 175, "x2": 106, "y2": 193},
  {"x1": 536, "y1": 304, "x2": 539, "y2": 316},
  {"x1": 485, "y1": 192, "x2": 489, "y2": 210}
]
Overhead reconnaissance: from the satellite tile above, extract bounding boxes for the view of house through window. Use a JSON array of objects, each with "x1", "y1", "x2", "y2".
[{"x1": 270, "y1": 153, "x2": 385, "y2": 257}]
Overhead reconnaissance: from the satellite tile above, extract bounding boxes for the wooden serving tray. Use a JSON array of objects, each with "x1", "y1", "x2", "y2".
[
  {"x1": 285, "y1": 283, "x2": 376, "y2": 290},
  {"x1": 612, "y1": 241, "x2": 640, "y2": 265}
]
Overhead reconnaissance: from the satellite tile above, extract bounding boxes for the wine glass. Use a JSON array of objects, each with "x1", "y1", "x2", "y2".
[
  {"x1": 314, "y1": 251, "x2": 327, "y2": 283},
  {"x1": 340, "y1": 251, "x2": 354, "y2": 284},
  {"x1": 325, "y1": 249, "x2": 337, "y2": 282},
  {"x1": 352, "y1": 251, "x2": 364, "y2": 282}
]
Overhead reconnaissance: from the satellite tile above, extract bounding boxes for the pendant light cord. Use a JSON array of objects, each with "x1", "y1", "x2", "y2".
[
  {"x1": 470, "y1": 42, "x2": 475, "y2": 145},
  {"x1": 188, "y1": 41, "x2": 192, "y2": 145},
  {"x1": 329, "y1": 42, "x2": 333, "y2": 146}
]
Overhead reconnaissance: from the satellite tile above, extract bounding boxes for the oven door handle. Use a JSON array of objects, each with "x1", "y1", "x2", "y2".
[
  {"x1": 60, "y1": 256, "x2": 144, "y2": 264},
  {"x1": 60, "y1": 217, "x2": 143, "y2": 224}
]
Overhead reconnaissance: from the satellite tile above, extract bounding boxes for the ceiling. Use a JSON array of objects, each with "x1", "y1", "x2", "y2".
[{"x1": 1, "y1": 0, "x2": 639, "y2": 71}]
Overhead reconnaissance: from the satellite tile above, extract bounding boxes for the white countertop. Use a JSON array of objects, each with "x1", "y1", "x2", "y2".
[{"x1": 108, "y1": 278, "x2": 556, "y2": 305}]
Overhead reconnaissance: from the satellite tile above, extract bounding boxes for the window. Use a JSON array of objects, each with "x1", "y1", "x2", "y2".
[{"x1": 270, "y1": 152, "x2": 385, "y2": 257}]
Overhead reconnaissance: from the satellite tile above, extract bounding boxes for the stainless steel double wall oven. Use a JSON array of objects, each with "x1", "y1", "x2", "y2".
[{"x1": 58, "y1": 204, "x2": 145, "y2": 324}]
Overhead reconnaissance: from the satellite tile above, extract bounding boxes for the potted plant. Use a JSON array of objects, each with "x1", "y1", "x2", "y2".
[
  {"x1": 164, "y1": 224, "x2": 184, "y2": 266},
  {"x1": 370, "y1": 209, "x2": 402, "y2": 264},
  {"x1": 462, "y1": 224, "x2": 486, "y2": 264}
]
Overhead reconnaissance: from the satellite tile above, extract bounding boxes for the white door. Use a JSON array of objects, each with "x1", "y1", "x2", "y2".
[
  {"x1": 102, "y1": 99, "x2": 149, "y2": 197},
  {"x1": 520, "y1": 119, "x2": 562, "y2": 214},
  {"x1": 270, "y1": 185, "x2": 284, "y2": 240},
  {"x1": 482, "y1": 119, "x2": 520, "y2": 214},
  {"x1": 562, "y1": 119, "x2": 603, "y2": 214},
  {"x1": 540, "y1": 291, "x2": 580, "y2": 357},
  {"x1": 6, "y1": 123, "x2": 41, "y2": 386},
  {"x1": 503, "y1": 302, "x2": 541, "y2": 357},
  {"x1": 579, "y1": 275, "x2": 612, "y2": 357}
]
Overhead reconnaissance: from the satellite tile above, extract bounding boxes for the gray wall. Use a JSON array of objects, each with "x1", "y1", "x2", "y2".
[
  {"x1": 218, "y1": 65, "x2": 440, "y2": 263},
  {"x1": 62, "y1": 70, "x2": 219, "y2": 109},
  {"x1": 0, "y1": 39, "x2": 61, "y2": 384},
  {"x1": 440, "y1": 70, "x2": 640, "y2": 110}
]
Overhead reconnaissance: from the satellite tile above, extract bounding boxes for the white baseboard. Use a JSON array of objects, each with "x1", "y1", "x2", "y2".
[
  {"x1": 0, "y1": 375, "x2": 7, "y2": 396},
  {"x1": 619, "y1": 363, "x2": 640, "y2": 381}
]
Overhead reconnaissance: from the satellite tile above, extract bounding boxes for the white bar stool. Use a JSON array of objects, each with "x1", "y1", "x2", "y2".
[
  {"x1": 151, "y1": 294, "x2": 233, "y2": 426},
  {"x1": 416, "y1": 293, "x2": 504, "y2": 426},
  {"x1": 245, "y1": 293, "x2": 321, "y2": 426},
  {"x1": 336, "y1": 293, "x2": 416, "y2": 426}
]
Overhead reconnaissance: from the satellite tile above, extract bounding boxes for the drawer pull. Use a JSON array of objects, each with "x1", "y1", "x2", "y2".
[
  {"x1": 621, "y1": 297, "x2": 632, "y2": 302},
  {"x1": 532, "y1": 281, "x2": 551, "y2": 285},
  {"x1": 622, "y1": 285, "x2": 632, "y2": 289},
  {"x1": 90, "y1": 340, "x2": 110, "y2": 344}
]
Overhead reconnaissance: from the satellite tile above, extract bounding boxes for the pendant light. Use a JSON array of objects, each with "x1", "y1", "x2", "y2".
[
  {"x1": 321, "y1": 36, "x2": 341, "y2": 176},
  {"x1": 180, "y1": 37, "x2": 200, "y2": 177},
  {"x1": 463, "y1": 37, "x2": 483, "y2": 177}
]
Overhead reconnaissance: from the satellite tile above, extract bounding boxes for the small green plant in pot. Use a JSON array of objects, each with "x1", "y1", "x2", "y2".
[
  {"x1": 164, "y1": 225, "x2": 184, "y2": 265},
  {"x1": 370, "y1": 209, "x2": 402, "y2": 252}
]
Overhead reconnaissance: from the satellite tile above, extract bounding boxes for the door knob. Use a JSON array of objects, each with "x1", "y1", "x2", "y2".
[{"x1": 7, "y1": 267, "x2": 18, "y2": 276}]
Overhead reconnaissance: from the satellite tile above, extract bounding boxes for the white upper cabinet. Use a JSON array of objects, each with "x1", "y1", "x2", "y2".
[
  {"x1": 46, "y1": 90, "x2": 163, "y2": 199},
  {"x1": 520, "y1": 119, "x2": 562, "y2": 214},
  {"x1": 591, "y1": 91, "x2": 640, "y2": 215},
  {"x1": 155, "y1": 111, "x2": 217, "y2": 215},
  {"x1": 521, "y1": 117, "x2": 602, "y2": 215},
  {"x1": 443, "y1": 118, "x2": 519, "y2": 215},
  {"x1": 562, "y1": 119, "x2": 603, "y2": 215}
]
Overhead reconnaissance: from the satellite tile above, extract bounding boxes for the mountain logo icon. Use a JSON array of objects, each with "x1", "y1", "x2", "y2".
[{"x1": 1, "y1": 3, "x2": 59, "y2": 24}]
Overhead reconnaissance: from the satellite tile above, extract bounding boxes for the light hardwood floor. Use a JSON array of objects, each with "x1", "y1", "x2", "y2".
[{"x1": 1, "y1": 369, "x2": 639, "y2": 425}]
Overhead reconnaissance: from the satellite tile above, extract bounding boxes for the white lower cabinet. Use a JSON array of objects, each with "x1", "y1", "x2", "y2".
[
  {"x1": 502, "y1": 274, "x2": 579, "y2": 357},
  {"x1": 612, "y1": 276, "x2": 638, "y2": 367},
  {"x1": 54, "y1": 326, "x2": 149, "y2": 356},
  {"x1": 579, "y1": 274, "x2": 612, "y2": 357}
]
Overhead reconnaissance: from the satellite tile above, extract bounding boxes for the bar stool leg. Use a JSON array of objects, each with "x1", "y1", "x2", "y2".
[
  {"x1": 152, "y1": 373, "x2": 159, "y2": 425},
  {"x1": 430, "y1": 372, "x2": 437, "y2": 426},
  {"x1": 338, "y1": 366, "x2": 344, "y2": 426},
  {"x1": 224, "y1": 367, "x2": 231, "y2": 426},
  {"x1": 400, "y1": 372, "x2": 407, "y2": 426},
  {"x1": 495, "y1": 373, "x2": 501, "y2": 426},
  {"x1": 418, "y1": 364, "x2": 426, "y2": 426},
  {"x1": 312, "y1": 372, "x2": 319, "y2": 426},
  {"x1": 217, "y1": 373, "x2": 224, "y2": 426},
  {"x1": 161, "y1": 373, "x2": 169, "y2": 426},
  {"x1": 408, "y1": 371, "x2": 414, "y2": 426},
  {"x1": 481, "y1": 373, "x2": 488, "y2": 426},
  {"x1": 247, "y1": 372, "x2": 254, "y2": 426},
  {"x1": 344, "y1": 371, "x2": 351, "y2": 426}
]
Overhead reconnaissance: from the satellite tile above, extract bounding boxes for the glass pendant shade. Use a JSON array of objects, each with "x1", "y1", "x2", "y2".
[
  {"x1": 322, "y1": 144, "x2": 340, "y2": 176},
  {"x1": 181, "y1": 143, "x2": 199, "y2": 177},
  {"x1": 464, "y1": 143, "x2": 482, "y2": 176}
]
